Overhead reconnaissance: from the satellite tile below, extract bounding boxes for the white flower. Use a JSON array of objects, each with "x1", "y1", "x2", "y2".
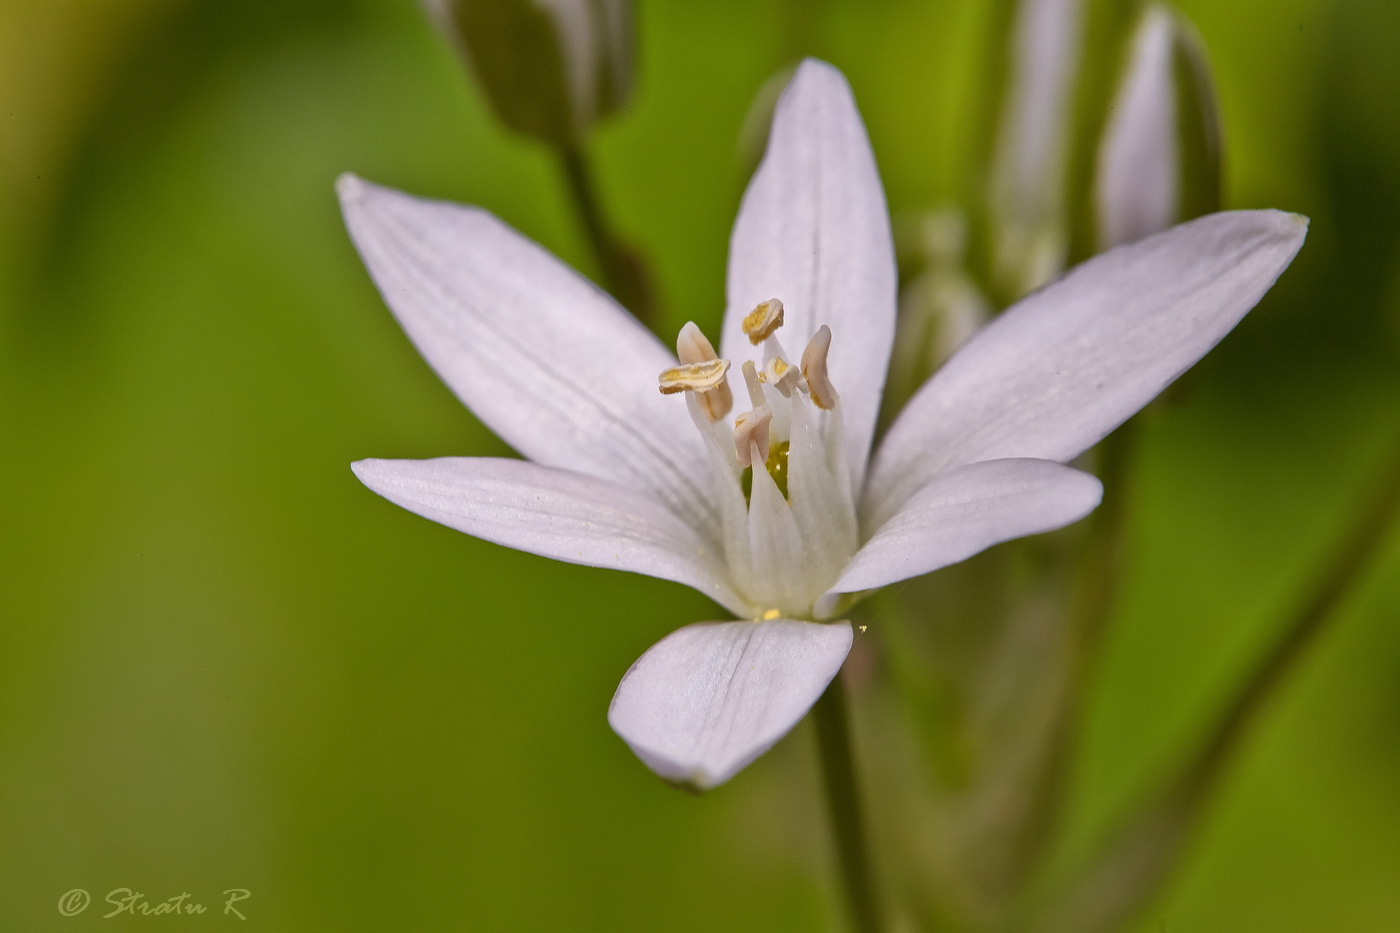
[{"x1": 338, "y1": 59, "x2": 1307, "y2": 790}]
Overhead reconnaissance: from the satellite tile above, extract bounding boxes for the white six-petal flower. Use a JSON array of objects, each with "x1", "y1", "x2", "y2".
[{"x1": 339, "y1": 59, "x2": 1306, "y2": 790}]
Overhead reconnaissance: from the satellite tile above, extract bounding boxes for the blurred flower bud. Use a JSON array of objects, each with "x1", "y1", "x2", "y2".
[
  {"x1": 428, "y1": 0, "x2": 634, "y2": 148},
  {"x1": 1095, "y1": 5, "x2": 1223, "y2": 250},
  {"x1": 987, "y1": 0, "x2": 1084, "y2": 301},
  {"x1": 883, "y1": 210, "x2": 991, "y2": 422},
  {"x1": 895, "y1": 268, "x2": 988, "y2": 378}
]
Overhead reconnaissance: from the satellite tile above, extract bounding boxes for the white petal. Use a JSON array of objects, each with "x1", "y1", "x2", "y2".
[
  {"x1": 1096, "y1": 5, "x2": 1178, "y2": 250},
  {"x1": 866, "y1": 210, "x2": 1307, "y2": 527},
  {"x1": 684, "y1": 394, "x2": 755, "y2": 610},
  {"x1": 608, "y1": 619, "x2": 853, "y2": 789},
  {"x1": 352, "y1": 457, "x2": 747, "y2": 616},
  {"x1": 720, "y1": 59, "x2": 896, "y2": 489},
  {"x1": 746, "y1": 444, "x2": 808, "y2": 614},
  {"x1": 338, "y1": 175, "x2": 715, "y2": 537},
  {"x1": 787, "y1": 399, "x2": 858, "y2": 593},
  {"x1": 834, "y1": 459, "x2": 1101, "y2": 595}
]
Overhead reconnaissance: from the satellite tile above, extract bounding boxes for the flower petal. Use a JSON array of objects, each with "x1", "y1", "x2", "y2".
[
  {"x1": 352, "y1": 457, "x2": 747, "y2": 616},
  {"x1": 746, "y1": 442, "x2": 808, "y2": 615},
  {"x1": 833, "y1": 459, "x2": 1100, "y2": 595},
  {"x1": 338, "y1": 175, "x2": 715, "y2": 537},
  {"x1": 865, "y1": 210, "x2": 1307, "y2": 527},
  {"x1": 720, "y1": 59, "x2": 896, "y2": 490},
  {"x1": 608, "y1": 618, "x2": 853, "y2": 790}
]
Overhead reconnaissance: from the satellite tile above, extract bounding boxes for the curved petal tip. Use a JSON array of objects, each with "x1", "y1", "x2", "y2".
[
  {"x1": 336, "y1": 171, "x2": 369, "y2": 205},
  {"x1": 609, "y1": 619, "x2": 853, "y2": 790}
]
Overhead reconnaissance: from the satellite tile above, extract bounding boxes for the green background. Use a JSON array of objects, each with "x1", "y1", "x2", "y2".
[{"x1": 2, "y1": 0, "x2": 1398, "y2": 929}]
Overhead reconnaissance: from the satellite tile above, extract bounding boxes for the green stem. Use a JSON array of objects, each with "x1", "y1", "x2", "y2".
[
  {"x1": 1072, "y1": 423, "x2": 1138, "y2": 654},
  {"x1": 558, "y1": 145, "x2": 651, "y2": 321},
  {"x1": 1039, "y1": 422, "x2": 1138, "y2": 816},
  {"x1": 813, "y1": 674, "x2": 882, "y2": 933}
]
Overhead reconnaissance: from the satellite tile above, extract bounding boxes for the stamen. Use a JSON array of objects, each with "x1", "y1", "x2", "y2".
[
  {"x1": 658, "y1": 359, "x2": 731, "y2": 395},
  {"x1": 801, "y1": 325, "x2": 839, "y2": 410},
  {"x1": 741, "y1": 299, "x2": 785, "y2": 344},
  {"x1": 674, "y1": 321, "x2": 733, "y2": 421},
  {"x1": 676, "y1": 321, "x2": 719, "y2": 365},
  {"x1": 761, "y1": 355, "x2": 800, "y2": 397},
  {"x1": 732, "y1": 406, "x2": 773, "y2": 469}
]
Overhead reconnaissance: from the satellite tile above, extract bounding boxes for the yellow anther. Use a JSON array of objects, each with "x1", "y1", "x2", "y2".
[
  {"x1": 801, "y1": 325, "x2": 839, "y2": 410},
  {"x1": 741, "y1": 299, "x2": 785, "y2": 344},
  {"x1": 674, "y1": 322, "x2": 733, "y2": 421},
  {"x1": 761, "y1": 608, "x2": 782, "y2": 621},
  {"x1": 732, "y1": 406, "x2": 773, "y2": 469},
  {"x1": 762, "y1": 355, "x2": 799, "y2": 397},
  {"x1": 658, "y1": 358, "x2": 731, "y2": 395}
]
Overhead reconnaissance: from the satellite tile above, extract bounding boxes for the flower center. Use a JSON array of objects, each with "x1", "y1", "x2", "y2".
[{"x1": 655, "y1": 300, "x2": 860, "y2": 619}]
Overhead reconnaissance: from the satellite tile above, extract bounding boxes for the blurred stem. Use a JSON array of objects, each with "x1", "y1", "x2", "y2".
[
  {"x1": 1005, "y1": 423, "x2": 1139, "y2": 885},
  {"x1": 1054, "y1": 422, "x2": 1138, "y2": 770},
  {"x1": 1073, "y1": 420, "x2": 1138, "y2": 655},
  {"x1": 558, "y1": 145, "x2": 653, "y2": 323},
  {"x1": 1033, "y1": 432, "x2": 1400, "y2": 933},
  {"x1": 813, "y1": 674, "x2": 883, "y2": 933}
]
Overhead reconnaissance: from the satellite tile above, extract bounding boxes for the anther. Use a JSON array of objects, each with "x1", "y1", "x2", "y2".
[
  {"x1": 741, "y1": 299, "x2": 785, "y2": 344},
  {"x1": 801, "y1": 325, "x2": 839, "y2": 410},
  {"x1": 762, "y1": 355, "x2": 799, "y2": 397},
  {"x1": 673, "y1": 321, "x2": 733, "y2": 421},
  {"x1": 658, "y1": 359, "x2": 731, "y2": 395},
  {"x1": 676, "y1": 321, "x2": 719, "y2": 365},
  {"x1": 732, "y1": 406, "x2": 773, "y2": 468}
]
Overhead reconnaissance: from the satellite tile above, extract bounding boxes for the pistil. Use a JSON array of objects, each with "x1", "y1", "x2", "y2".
[{"x1": 658, "y1": 307, "x2": 856, "y2": 619}]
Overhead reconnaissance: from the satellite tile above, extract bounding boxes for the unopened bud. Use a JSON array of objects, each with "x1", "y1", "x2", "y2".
[
  {"x1": 987, "y1": 0, "x2": 1083, "y2": 299},
  {"x1": 1095, "y1": 5, "x2": 1223, "y2": 249},
  {"x1": 428, "y1": 0, "x2": 634, "y2": 147}
]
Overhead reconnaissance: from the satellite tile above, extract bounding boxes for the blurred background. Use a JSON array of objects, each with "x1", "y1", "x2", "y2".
[{"x1": 2, "y1": 0, "x2": 1398, "y2": 929}]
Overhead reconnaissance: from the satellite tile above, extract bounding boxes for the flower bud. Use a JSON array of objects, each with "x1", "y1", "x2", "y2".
[
  {"x1": 428, "y1": 0, "x2": 634, "y2": 148},
  {"x1": 1095, "y1": 5, "x2": 1223, "y2": 250},
  {"x1": 987, "y1": 0, "x2": 1084, "y2": 299},
  {"x1": 884, "y1": 210, "x2": 990, "y2": 421}
]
